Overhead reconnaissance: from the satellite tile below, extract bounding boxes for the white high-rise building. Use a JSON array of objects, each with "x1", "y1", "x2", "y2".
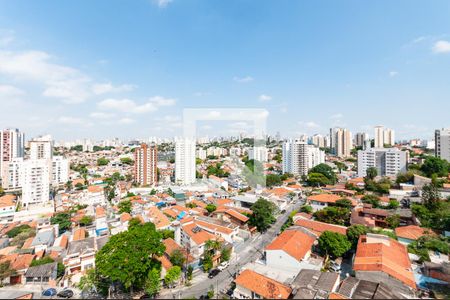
[
  {"x1": 0, "y1": 128, "x2": 24, "y2": 175},
  {"x1": 51, "y1": 156, "x2": 69, "y2": 186},
  {"x1": 1, "y1": 158, "x2": 23, "y2": 190},
  {"x1": 282, "y1": 140, "x2": 325, "y2": 176},
  {"x1": 357, "y1": 148, "x2": 407, "y2": 178},
  {"x1": 175, "y1": 139, "x2": 196, "y2": 185},
  {"x1": 355, "y1": 132, "x2": 369, "y2": 149},
  {"x1": 196, "y1": 149, "x2": 207, "y2": 160},
  {"x1": 249, "y1": 146, "x2": 268, "y2": 162},
  {"x1": 330, "y1": 128, "x2": 353, "y2": 157},
  {"x1": 30, "y1": 135, "x2": 53, "y2": 160},
  {"x1": 22, "y1": 159, "x2": 50, "y2": 207},
  {"x1": 374, "y1": 126, "x2": 395, "y2": 148},
  {"x1": 435, "y1": 128, "x2": 450, "y2": 162},
  {"x1": 311, "y1": 134, "x2": 326, "y2": 148}
]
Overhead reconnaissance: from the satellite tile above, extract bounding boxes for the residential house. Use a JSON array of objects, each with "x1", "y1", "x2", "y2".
[
  {"x1": 335, "y1": 276, "x2": 408, "y2": 299},
  {"x1": 0, "y1": 195, "x2": 16, "y2": 224},
  {"x1": 353, "y1": 234, "x2": 416, "y2": 293},
  {"x1": 395, "y1": 225, "x2": 434, "y2": 245},
  {"x1": 293, "y1": 217, "x2": 347, "y2": 236},
  {"x1": 265, "y1": 228, "x2": 316, "y2": 274},
  {"x1": 233, "y1": 269, "x2": 292, "y2": 299},
  {"x1": 291, "y1": 269, "x2": 340, "y2": 299},
  {"x1": 307, "y1": 194, "x2": 344, "y2": 212},
  {"x1": 30, "y1": 230, "x2": 55, "y2": 253},
  {"x1": 86, "y1": 185, "x2": 106, "y2": 205},
  {"x1": 24, "y1": 262, "x2": 58, "y2": 286}
]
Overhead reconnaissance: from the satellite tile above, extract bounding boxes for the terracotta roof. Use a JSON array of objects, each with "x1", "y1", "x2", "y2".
[
  {"x1": 215, "y1": 198, "x2": 234, "y2": 206},
  {"x1": 295, "y1": 218, "x2": 347, "y2": 236},
  {"x1": 88, "y1": 185, "x2": 103, "y2": 193},
  {"x1": 163, "y1": 238, "x2": 194, "y2": 263},
  {"x1": 353, "y1": 235, "x2": 416, "y2": 289},
  {"x1": 157, "y1": 255, "x2": 173, "y2": 270},
  {"x1": 268, "y1": 187, "x2": 291, "y2": 197},
  {"x1": 73, "y1": 228, "x2": 86, "y2": 241},
  {"x1": 235, "y1": 269, "x2": 292, "y2": 299},
  {"x1": 265, "y1": 229, "x2": 315, "y2": 261},
  {"x1": 182, "y1": 222, "x2": 216, "y2": 245},
  {"x1": 95, "y1": 206, "x2": 106, "y2": 218},
  {"x1": 148, "y1": 206, "x2": 171, "y2": 229},
  {"x1": 195, "y1": 219, "x2": 234, "y2": 235},
  {"x1": 120, "y1": 212, "x2": 132, "y2": 223},
  {"x1": 11, "y1": 254, "x2": 35, "y2": 270},
  {"x1": 22, "y1": 238, "x2": 34, "y2": 250},
  {"x1": 308, "y1": 194, "x2": 341, "y2": 204},
  {"x1": 0, "y1": 194, "x2": 16, "y2": 208},
  {"x1": 328, "y1": 292, "x2": 350, "y2": 299},
  {"x1": 191, "y1": 199, "x2": 207, "y2": 208},
  {"x1": 395, "y1": 225, "x2": 434, "y2": 241},
  {"x1": 225, "y1": 209, "x2": 249, "y2": 223},
  {"x1": 162, "y1": 208, "x2": 178, "y2": 219}
]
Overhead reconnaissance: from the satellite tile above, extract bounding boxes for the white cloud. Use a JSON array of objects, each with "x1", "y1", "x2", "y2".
[
  {"x1": 412, "y1": 36, "x2": 426, "y2": 44},
  {"x1": 98, "y1": 96, "x2": 176, "y2": 114},
  {"x1": 389, "y1": 71, "x2": 398, "y2": 77},
  {"x1": 233, "y1": 76, "x2": 254, "y2": 83},
  {"x1": 298, "y1": 121, "x2": 320, "y2": 129},
  {"x1": 259, "y1": 94, "x2": 272, "y2": 102},
  {"x1": 0, "y1": 84, "x2": 25, "y2": 97},
  {"x1": 432, "y1": 40, "x2": 450, "y2": 53},
  {"x1": 57, "y1": 116, "x2": 84, "y2": 125},
  {"x1": 118, "y1": 118, "x2": 135, "y2": 124},
  {"x1": 330, "y1": 113, "x2": 343, "y2": 119},
  {"x1": 92, "y1": 83, "x2": 136, "y2": 95},
  {"x1": 0, "y1": 50, "x2": 91, "y2": 103},
  {"x1": 154, "y1": 0, "x2": 173, "y2": 8},
  {"x1": 90, "y1": 112, "x2": 115, "y2": 119}
]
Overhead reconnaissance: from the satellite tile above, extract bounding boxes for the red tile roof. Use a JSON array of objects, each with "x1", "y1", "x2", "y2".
[
  {"x1": 235, "y1": 269, "x2": 292, "y2": 299},
  {"x1": 295, "y1": 218, "x2": 347, "y2": 236},
  {"x1": 395, "y1": 225, "x2": 434, "y2": 241},
  {"x1": 353, "y1": 235, "x2": 416, "y2": 289},
  {"x1": 265, "y1": 229, "x2": 315, "y2": 261}
]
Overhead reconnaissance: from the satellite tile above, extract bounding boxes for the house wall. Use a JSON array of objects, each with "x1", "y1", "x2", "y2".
[
  {"x1": 233, "y1": 285, "x2": 254, "y2": 299},
  {"x1": 265, "y1": 249, "x2": 304, "y2": 274},
  {"x1": 310, "y1": 200, "x2": 329, "y2": 212}
]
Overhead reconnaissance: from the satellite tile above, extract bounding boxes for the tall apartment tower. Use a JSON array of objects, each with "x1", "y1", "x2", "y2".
[
  {"x1": 374, "y1": 126, "x2": 395, "y2": 148},
  {"x1": 134, "y1": 143, "x2": 158, "y2": 186},
  {"x1": 0, "y1": 128, "x2": 25, "y2": 174},
  {"x1": 282, "y1": 140, "x2": 325, "y2": 176},
  {"x1": 330, "y1": 128, "x2": 353, "y2": 157},
  {"x1": 435, "y1": 128, "x2": 450, "y2": 162},
  {"x1": 175, "y1": 139, "x2": 196, "y2": 185},
  {"x1": 357, "y1": 148, "x2": 407, "y2": 178},
  {"x1": 355, "y1": 132, "x2": 369, "y2": 149},
  {"x1": 30, "y1": 135, "x2": 53, "y2": 160},
  {"x1": 21, "y1": 159, "x2": 50, "y2": 207}
]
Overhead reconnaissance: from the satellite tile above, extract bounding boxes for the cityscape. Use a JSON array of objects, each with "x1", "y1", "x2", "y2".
[{"x1": 0, "y1": 1, "x2": 450, "y2": 300}]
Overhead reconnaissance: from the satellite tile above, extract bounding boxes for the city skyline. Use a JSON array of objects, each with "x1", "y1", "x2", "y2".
[{"x1": 1, "y1": 0, "x2": 450, "y2": 140}]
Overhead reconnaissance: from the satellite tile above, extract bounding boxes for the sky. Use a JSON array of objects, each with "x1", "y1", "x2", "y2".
[{"x1": 0, "y1": 0, "x2": 450, "y2": 141}]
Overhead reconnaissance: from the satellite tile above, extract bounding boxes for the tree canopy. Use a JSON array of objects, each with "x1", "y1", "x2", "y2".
[
  {"x1": 346, "y1": 225, "x2": 368, "y2": 248},
  {"x1": 318, "y1": 231, "x2": 351, "y2": 258},
  {"x1": 309, "y1": 164, "x2": 337, "y2": 184},
  {"x1": 118, "y1": 200, "x2": 132, "y2": 214},
  {"x1": 50, "y1": 213, "x2": 71, "y2": 233},
  {"x1": 95, "y1": 222, "x2": 165, "y2": 291},
  {"x1": 97, "y1": 157, "x2": 110, "y2": 166},
  {"x1": 313, "y1": 206, "x2": 350, "y2": 226},
  {"x1": 266, "y1": 174, "x2": 282, "y2": 187},
  {"x1": 421, "y1": 156, "x2": 449, "y2": 178},
  {"x1": 248, "y1": 198, "x2": 276, "y2": 232}
]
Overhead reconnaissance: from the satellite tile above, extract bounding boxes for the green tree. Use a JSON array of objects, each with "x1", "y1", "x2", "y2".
[
  {"x1": 145, "y1": 268, "x2": 161, "y2": 297},
  {"x1": 95, "y1": 222, "x2": 165, "y2": 291},
  {"x1": 97, "y1": 157, "x2": 110, "y2": 166},
  {"x1": 202, "y1": 253, "x2": 213, "y2": 272},
  {"x1": 159, "y1": 229, "x2": 175, "y2": 239},
  {"x1": 300, "y1": 205, "x2": 313, "y2": 214},
  {"x1": 248, "y1": 198, "x2": 276, "y2": 232},
  {"x1": 118, "y1": 200, "x2": 132, "y2": 214},
  {"x1": 50, "y1": 213, "x2": 71, "y2": 233},
  {"x1": 335, "y1": 199, "x2": 352, "y2": 209},
  {"x1": 309, "y1": 164, "x2": 337, "y2": 184},
  {"x1": 205, "y1": 204, "x2": 217, "y2": 214},
  {"x1": 421, "y1": 156, "x2": 449, "y2": 177},
  {"x1": 385, "y1": 214, "x2": 401, "y2": 229},
  {"x1": 387, "y1": 200, "x2": 400, "y2": 210},
  {"x1": 170, "y1": 249, "x2": 186, "y2": 268},
  {"x1": 65, "y1": 180, "x2": 73, "y2": 191},
  {"x1": 0, "y1": 187, "x2": 4, "y2": 196},
  {"x1": 361, "y1": 195, "x2": 381, "y2": 208},
  {"x1": 422, "y1": 183, "x2": 441, "y2": 209},
  {"x1": 79, "y1": 215, "x2": 93, "y2": 226},
  {"x1": 6, "y1": 224, "x2": 31, "y2": 238},
  {"x1": 266, "y1": 174, "x2": 282, "y2": 187},
  {"x1": 220, "y1": 247, "x2": 231, "y2": 262},
  {"x1": 30, "y1": 256, "x2": 54, "y2": 267},
  {"x1": 120, "y1": 157, "x2": 134, "y2": 166},
  {"x1": 313, "y1": 207, "x2": 350, "y2": 226},
  {"x1": 318, "y1": 231, "x2": 351, "y2": 258},
  {"x1": 164, "y1": 266, "x2": 181, "y2": 287},
  {"x1": 346, "y1": 225, "x2": 368, "y2": 248},
  {"x1": 307, "y1": 173, "x2": 331, "y2": 187},
  {"x1": 365, "y1": 167, "x2": 378, "y2": 180},
  {"x1": 0, "y1": 261, "x2": 13, "y2": 283},
  {"x1": 187, "y1": 265, "x2": 193, "y2": 281}
]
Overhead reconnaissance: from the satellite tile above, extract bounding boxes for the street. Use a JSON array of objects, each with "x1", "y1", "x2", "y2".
[{"x1": 160, "y1": 199, "x2": 304, "y2": 299}]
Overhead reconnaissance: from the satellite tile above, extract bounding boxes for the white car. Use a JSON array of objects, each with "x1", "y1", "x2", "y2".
[{"x1": 217, "y1": 261, "x2": 229, "y2": 271}]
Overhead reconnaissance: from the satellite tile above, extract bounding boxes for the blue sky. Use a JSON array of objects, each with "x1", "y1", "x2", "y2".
[{"x1": 0, "y1": 0, "x2": 449, "y2": 141}]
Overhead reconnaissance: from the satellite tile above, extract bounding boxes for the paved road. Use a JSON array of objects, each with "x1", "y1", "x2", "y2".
[{"x1": 161, "y1": 199, "x2": 304, "y2": 299}]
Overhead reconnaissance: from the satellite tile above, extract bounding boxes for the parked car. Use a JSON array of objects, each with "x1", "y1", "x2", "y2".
[
  {"x1": 217, "y1": 261, "x2": 229, "y2": 271},
  {"x1": 329, "y1": 261, "x2": 341, "y2": 272},
  {"x1": 208, "y1": 268, "x2": 220, "y2": 279},
  {"x1": 57, "y1": 289, "x2": 74, "y2": 298},
  {"x1": 42, "y1": 288, "x2": 57, "y2": 297}
]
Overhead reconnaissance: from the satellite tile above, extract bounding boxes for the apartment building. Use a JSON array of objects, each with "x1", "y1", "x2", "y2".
[
  {"x1": 357, "y1": 148, "x2": 407, "y2": 178},
  {"x1": 0, "y1": 128, "x2": 24, "y2": 176},
  {"x1": 435, "y1": 128, "x2": 450, "y2": 162},
  {"x1": 134, "y1": 143, "x2": 158, "y2": 186},
  {"x1": 374, "y1": 126, "x2": 395, "y2": 148},
  {"x1": 330, "y1": 128, "x2": 353, "y2": 157},
  {"x1": 282, "y1": 140, "x2": 325, "y2": 176},
  {"x1": 175, "y1": 138, "x2": 196, "y2": 185}
]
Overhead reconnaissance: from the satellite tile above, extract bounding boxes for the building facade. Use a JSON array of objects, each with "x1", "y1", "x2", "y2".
[
  {"x1": 21, "y1": 159, "x2": 50, "y2": 207},
  {"x1": 0, "y1": 128, "x2": 24, "y2": 176},
  {"x1": 175, "y1": 139, "x2": 196, "y2": 185},
  {"x1": 435, "y1": 128, "x2": 450, "y2": 162},
  {"x1": 330, "y1": 128, "x2": 353, "y2": 157},
  {"x1": 282, "y1": 140, "x2": 325, "y2": 176},
  {"x1": 357, "y1": 148, "x2": 407, "y2": 178},
  {"x1": 374, "y1": 126, "x2": 395, "y2": 148},
  {"x1": 134, "y1": 143, "x2": 158, "y2": 186}
]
